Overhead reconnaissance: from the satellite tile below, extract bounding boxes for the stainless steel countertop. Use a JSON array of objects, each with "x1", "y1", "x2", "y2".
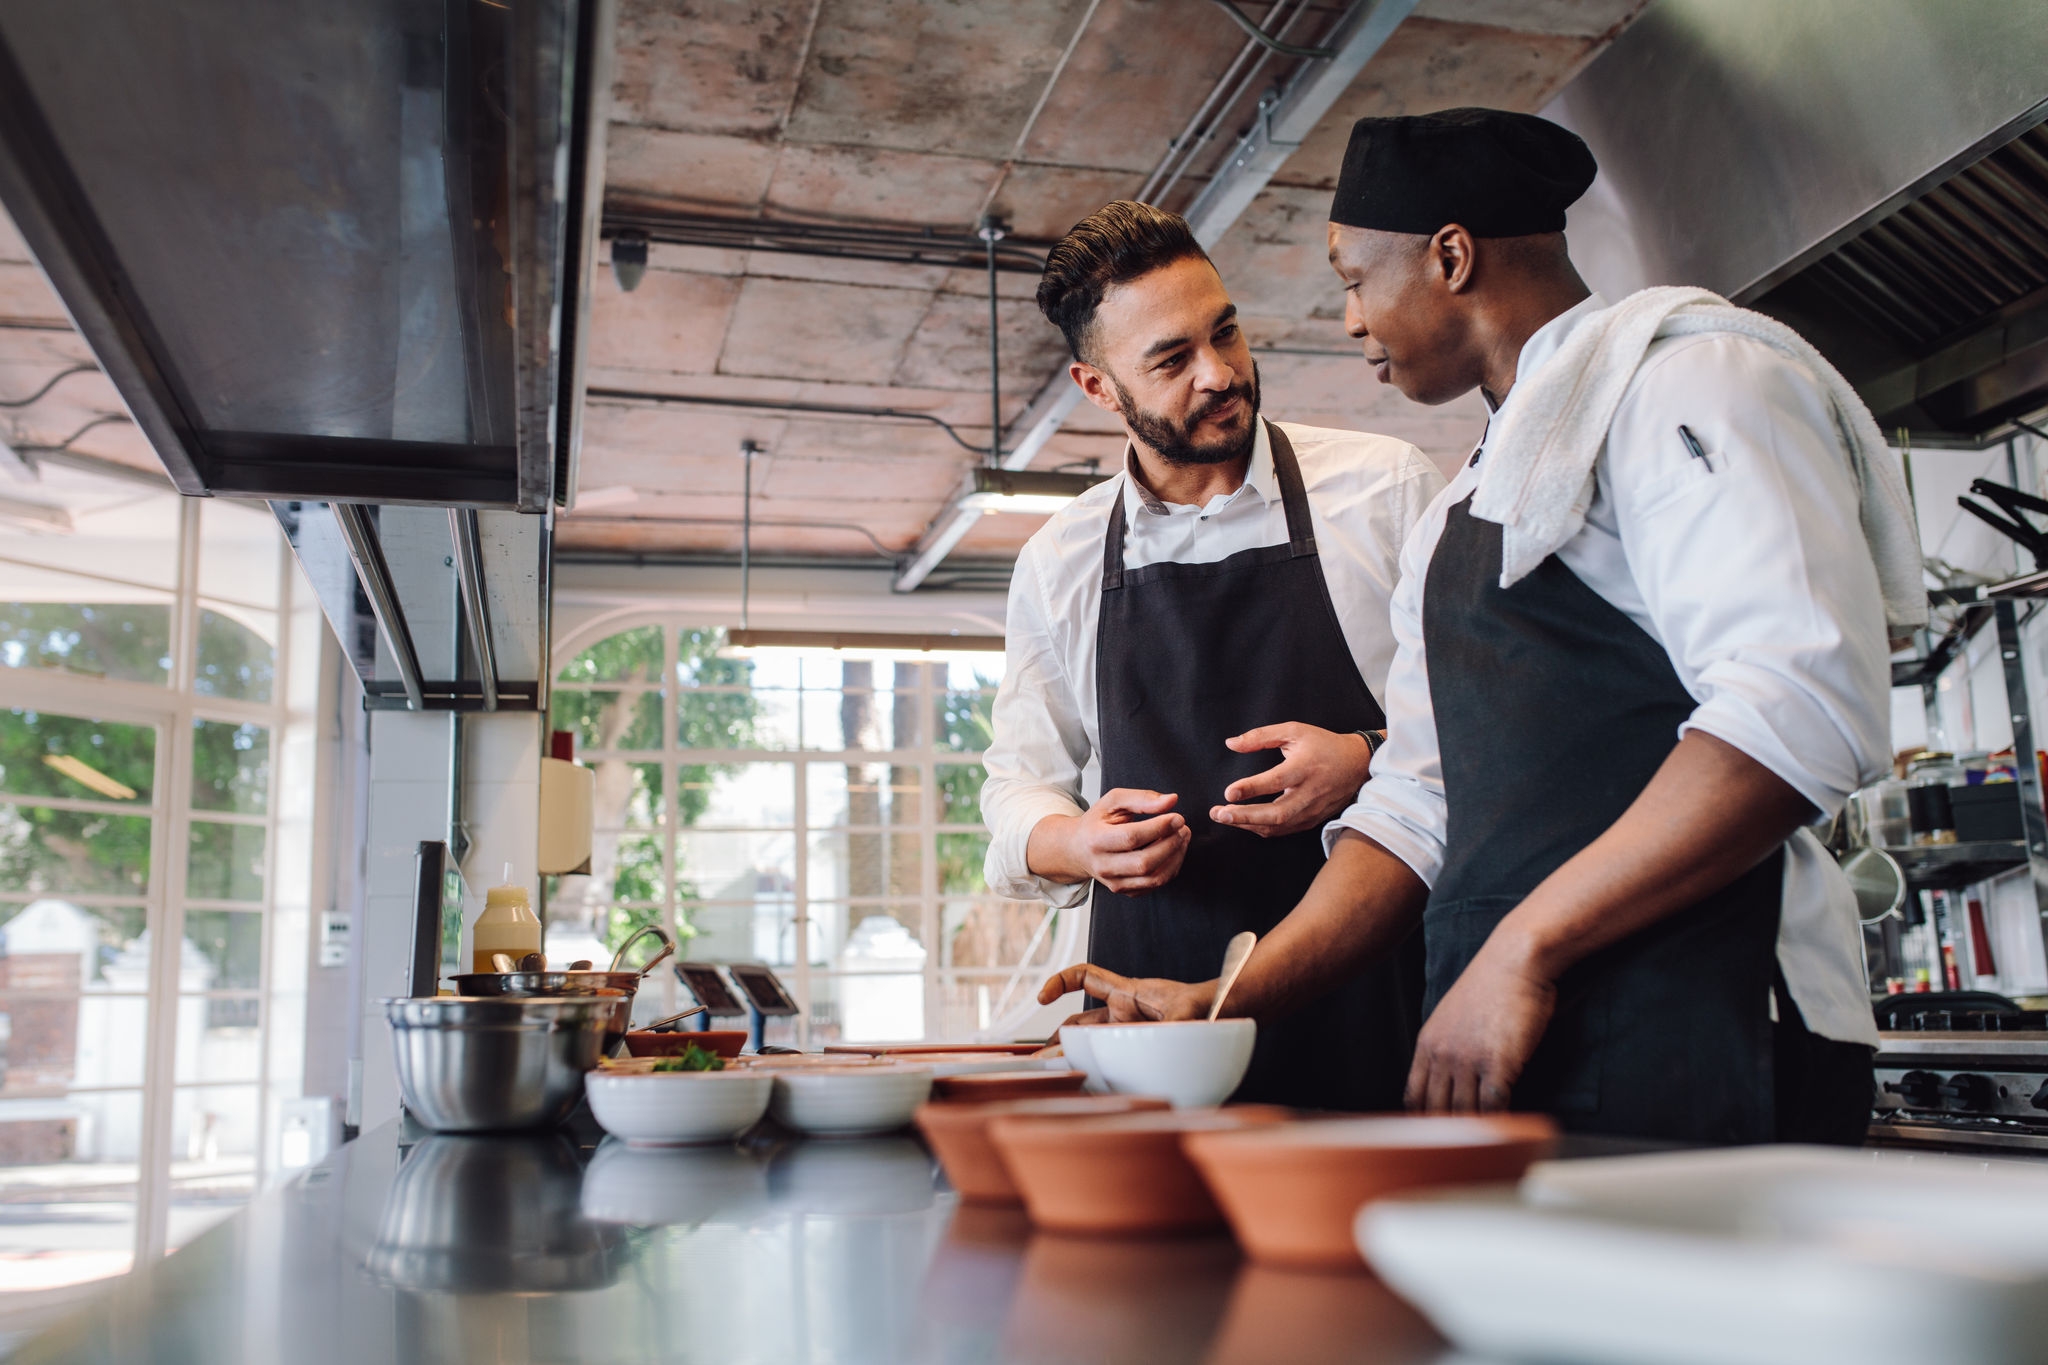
[{"x1": 7, "y1": 1111, "x2": 1461, "y2": 1365}]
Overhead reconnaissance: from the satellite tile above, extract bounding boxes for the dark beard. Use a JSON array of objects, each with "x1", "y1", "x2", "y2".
[{"x1": 1114, "y1": 361, "x2": 1261, "y2": 467}]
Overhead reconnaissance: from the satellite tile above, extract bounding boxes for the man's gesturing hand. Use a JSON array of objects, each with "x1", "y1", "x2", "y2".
[
  {"x1": 1210, "y1": 723, "x2": 1375, "y2": 839},
  {"x1": 1027, "y1": 789, "x2": 1192, "y2": 894},
  {"x1": 1037, "y1": 963, "x2": 1215, "y2": 1022}
]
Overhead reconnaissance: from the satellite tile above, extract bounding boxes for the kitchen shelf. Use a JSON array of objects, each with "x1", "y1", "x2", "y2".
[{"x1": 1884, "y1": 839, "x2": 2031, "y2": 890}]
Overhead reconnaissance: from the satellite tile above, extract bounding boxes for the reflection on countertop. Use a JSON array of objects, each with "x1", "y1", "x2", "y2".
[{"x1": 8, "y1": 1113, "x2": 1452, "y2": 1365}]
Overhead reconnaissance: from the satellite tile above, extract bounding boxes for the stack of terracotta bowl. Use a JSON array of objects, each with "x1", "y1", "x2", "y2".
[{"x1": 914, "y1": 1023, "x2": 1560, "y2": 1269}]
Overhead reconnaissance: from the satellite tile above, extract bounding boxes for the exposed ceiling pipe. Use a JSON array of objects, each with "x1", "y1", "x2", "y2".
[
  {"x1": 449, "y1": 508, "x2": 500, "y2": 712},
  {"x1": 1202, "y1": 0, "x2": 1336, "y2": 62},
  {"x1": 586, "y1": 385, "x2": 1006, "y2": 456},
  {"x1": 602, "y1": 205, "x2": 1051, "y2": 274},
  {"x1": 892, "y1": 0, "x2": 1421, "y2": 592},
  {"x1": 978, "y1": 214, "x2": 1009, "y2": 467}
]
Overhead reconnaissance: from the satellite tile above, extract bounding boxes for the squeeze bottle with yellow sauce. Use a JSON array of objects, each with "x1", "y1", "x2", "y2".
[{"x1": 473, "y1": 864, "x2": 542, "y2": 973}]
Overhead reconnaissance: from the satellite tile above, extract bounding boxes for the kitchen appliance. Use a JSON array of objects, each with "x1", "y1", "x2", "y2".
[
  {"x1": 384, "y1": 995, "x2": 613, "y2": 1133},
  {"x1": 1870, "y1": 991, "x2": 2048, "y2": 1153}
]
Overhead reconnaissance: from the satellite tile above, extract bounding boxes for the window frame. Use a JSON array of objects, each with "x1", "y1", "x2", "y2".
[{"x1": 548, "y1": 619, "x2": 1046, "y2": 1045}]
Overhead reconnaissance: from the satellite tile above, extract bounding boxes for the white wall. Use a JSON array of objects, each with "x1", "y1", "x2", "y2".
[{"x1": 355, "y1": 711, "x2": 454, "y2": 1130}]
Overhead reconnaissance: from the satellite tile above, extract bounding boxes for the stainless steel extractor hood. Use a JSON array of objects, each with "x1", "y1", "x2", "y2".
[
  {"x1": 0, "y1": 0, "x2": 609, "y2": 507},
  {"x1": 1546, "y1": 0, "x2": 2048, "y2": 447}
]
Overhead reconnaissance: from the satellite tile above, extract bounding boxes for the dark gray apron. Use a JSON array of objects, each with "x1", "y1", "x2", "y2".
[
  {"x1": 1088, "y1": 422, "x2": 1422, "y2": 1111},
  {"x1": 1421, "y1": 494, "x2": 1786, "y2": 1143}
]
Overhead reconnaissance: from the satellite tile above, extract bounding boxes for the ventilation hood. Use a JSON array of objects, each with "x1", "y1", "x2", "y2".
[
  {"x1": 0, "y1": 0, "x2": 609, "y2": 507},
  {"x1": 1547, "y1": 0, "x2": 2048, "y2": 447}
]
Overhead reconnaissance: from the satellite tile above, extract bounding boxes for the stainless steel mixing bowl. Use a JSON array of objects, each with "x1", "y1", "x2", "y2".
[{"x1": 384, "y1": 996, "x2": 612, "y2": 1132}]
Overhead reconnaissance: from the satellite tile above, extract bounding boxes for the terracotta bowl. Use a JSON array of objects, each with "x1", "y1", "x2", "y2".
[
  {"x1": 932, "y1": 1069, "x2": 1089, "y2": 1103},
  {"x1": 914, "y1": 1094, "x2": 1169, "y2": 1205},
  {"x1": 990, "y1": 1105, "x2": 1293, "y2": 1235},
  {"x1": 1181, "y1": 1114, "x2": 1559, "y2": 1269},
  {"x1": 622, "y1": 1029, "x2": 749, "y2": 1059}
]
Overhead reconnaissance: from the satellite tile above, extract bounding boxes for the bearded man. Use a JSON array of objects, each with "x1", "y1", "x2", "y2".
[{"x1": 979, "y1": 200, "x2": 1445, "y2": 1109}]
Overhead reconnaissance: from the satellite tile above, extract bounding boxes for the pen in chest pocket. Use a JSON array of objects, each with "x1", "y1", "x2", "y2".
[{"x1": 1677, "y1": 424, "x2": 1714, "y2": 473}]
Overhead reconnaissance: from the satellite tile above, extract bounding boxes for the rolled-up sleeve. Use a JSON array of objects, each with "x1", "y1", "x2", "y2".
[
  {"x1": 1323, "y1": 487, "x2": 1453, "y2": 885},
  {"x1": 1610, "y1": 337, "x2": 1893, "y2": 817},
  {"x1": 981, "y1": 546, "x2": 1092, "y2": 907}
]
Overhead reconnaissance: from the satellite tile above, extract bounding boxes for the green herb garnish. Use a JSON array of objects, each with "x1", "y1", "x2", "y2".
[{"x1": 650, "y1": 1043, "x2": 724, "y2": 1072}]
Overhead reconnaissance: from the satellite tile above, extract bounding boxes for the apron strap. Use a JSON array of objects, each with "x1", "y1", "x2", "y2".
[
  {"x1": 1100, "y1": 420, "x2": 1316, "y2": 591},
  {"x1": 1101, "y1": 479, "x2": 1130, "y2": 592},
  {"x1": 1265, "y1": 421, "x2": 1318, "y2": 558}
]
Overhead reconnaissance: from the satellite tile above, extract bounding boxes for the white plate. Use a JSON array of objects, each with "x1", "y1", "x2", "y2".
[
  {"x1": 768, "y1": 1064, "x2": 933, "y2": 1136},
  {"x1": 1359, "y1": 1144, "x2": 2048, "y2": 1365},
  {"x1": 585, "y1": 1069, "x2": 772, "y2": 1146}
]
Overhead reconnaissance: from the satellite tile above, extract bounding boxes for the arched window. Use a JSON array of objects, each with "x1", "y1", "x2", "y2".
[
  {"x1": 546, "y1": 624, "x2": 1065, "y2": 1044},
  {"x1": 0, "y1": 473, "x2": 318, "y2": 1304}
]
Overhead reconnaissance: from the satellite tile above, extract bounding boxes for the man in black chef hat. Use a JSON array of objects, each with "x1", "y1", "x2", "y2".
[{"x1": 1041, "y1": 108, "x2": 1924, "y2": 1144}]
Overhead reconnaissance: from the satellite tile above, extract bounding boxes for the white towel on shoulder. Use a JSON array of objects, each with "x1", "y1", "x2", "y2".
[{"x1": 1467, "y1": 286, "x2": 1929, "y2": 634}]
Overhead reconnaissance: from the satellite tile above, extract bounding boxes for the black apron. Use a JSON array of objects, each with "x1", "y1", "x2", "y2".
[
  {"x1": 1421, "y1": 495, "x2": 1784, "y2": 1144},
  {"x1": 1089, "y1": 422, "x2": 1422, "y2": 1111}
]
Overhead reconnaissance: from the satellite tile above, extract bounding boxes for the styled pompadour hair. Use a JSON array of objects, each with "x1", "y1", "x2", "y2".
[{"x1": 1035, "y1": 200, "x2": 1211, "y2": 362}]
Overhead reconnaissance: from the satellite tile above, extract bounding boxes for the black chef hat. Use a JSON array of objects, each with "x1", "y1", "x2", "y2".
[{"x1": 1330, "y1": 107, "x2": 1597, "y2": 237}]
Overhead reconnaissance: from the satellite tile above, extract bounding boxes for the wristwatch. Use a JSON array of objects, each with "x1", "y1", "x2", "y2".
[{"x1": 1355, "y1": 728, "x2": 1387, "y2": 756}]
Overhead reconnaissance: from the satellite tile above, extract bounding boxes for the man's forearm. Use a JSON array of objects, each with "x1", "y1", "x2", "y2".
[
  {"x1": 1026, "y1": 813, "x2": 1089, "y2": 884},
  {"x1": 1224, "y1": 830, "x2": 1428, "y2": 1020},
  {"x1": 1488, "y1": 731, "x2": 1815, "y2": 982}
]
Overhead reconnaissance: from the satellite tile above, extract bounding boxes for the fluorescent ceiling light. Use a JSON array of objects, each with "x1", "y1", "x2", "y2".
[
  {"x1": 43, "y1": 753, "x2": 137, "y2": 800},
  {"x1": 0, "y1": 431, "x2": 35, "y2": 482},
  {"x1": 570, "y1": 483, "x2": 640, "y2": 512},
  {"x1": 0, "y1": 492, "x2": 72, "y2": 533},
  {"x1": 954, "y1": 467, "x2": 1104, "y2": 517}
]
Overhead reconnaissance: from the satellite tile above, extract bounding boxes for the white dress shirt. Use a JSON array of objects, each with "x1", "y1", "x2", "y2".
[
  {"x1": 1328, "y1": 294, "x2": 1889, "y2": 1047},
  {"x1": 983, "y1": 418, "x2": 1447, "y2": 909}
]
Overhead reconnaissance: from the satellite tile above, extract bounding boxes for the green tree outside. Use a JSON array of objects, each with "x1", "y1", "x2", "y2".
[{"x1": 548, "y1": 627, "x2": 758, "y2": 959}]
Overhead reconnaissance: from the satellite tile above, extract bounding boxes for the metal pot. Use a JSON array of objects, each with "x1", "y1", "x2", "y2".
[
  {"x1": 384, "y1": 995, "x2": 612, "y2": 1132},
  {"x1": 444, "y1": 970, "x2": 640, "y2": 1050}
]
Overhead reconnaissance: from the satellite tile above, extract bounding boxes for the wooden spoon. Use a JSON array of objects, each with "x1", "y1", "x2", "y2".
[{"x1": 1208, "y1": 931, "x2": 1257, "y2": 1022}]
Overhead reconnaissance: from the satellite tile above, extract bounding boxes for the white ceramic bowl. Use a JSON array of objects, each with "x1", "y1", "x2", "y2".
[
  {"x1": 1057, "y1": 1025, "x2": 1111, "y2": 1093},
  {"x1": 768, "y1": 1063, "x2": 934, "y2": 1136},
  {"x1": 1084, "y1": 1018, "x2": 1256, "y2": 1108},
  {"x1": 580, "y1": 1136, "x2": 770, "y2": 1225},
  {"x1": 585, "y1": 1069, "x2": 773, "y2": 1146}
]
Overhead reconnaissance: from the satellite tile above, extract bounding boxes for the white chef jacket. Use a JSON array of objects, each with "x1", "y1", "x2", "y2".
[
  {"x1": 1328, "y1": 294, "x2": 1889, "y2": 1048},
  {"x1": 983, "y1": 417, "x2": 1446, "y2": 909}
]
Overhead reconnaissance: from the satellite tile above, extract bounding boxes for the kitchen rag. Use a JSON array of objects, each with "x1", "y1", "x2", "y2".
[{"x1": 1467, "y1": 285, "x2": 1929, "y2": 634}]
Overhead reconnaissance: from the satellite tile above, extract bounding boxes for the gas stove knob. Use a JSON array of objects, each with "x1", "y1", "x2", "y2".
[
  {"x1": 2031, "y1": 1079, "x2": 2048, "y2": 1112},
  {"x1": 1886, "y1": 1070, "x2": 1944, "y2": 1109},
  {"x1": 1940, "y1": 1073, "x2": 1995, "y2": 1112}
]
